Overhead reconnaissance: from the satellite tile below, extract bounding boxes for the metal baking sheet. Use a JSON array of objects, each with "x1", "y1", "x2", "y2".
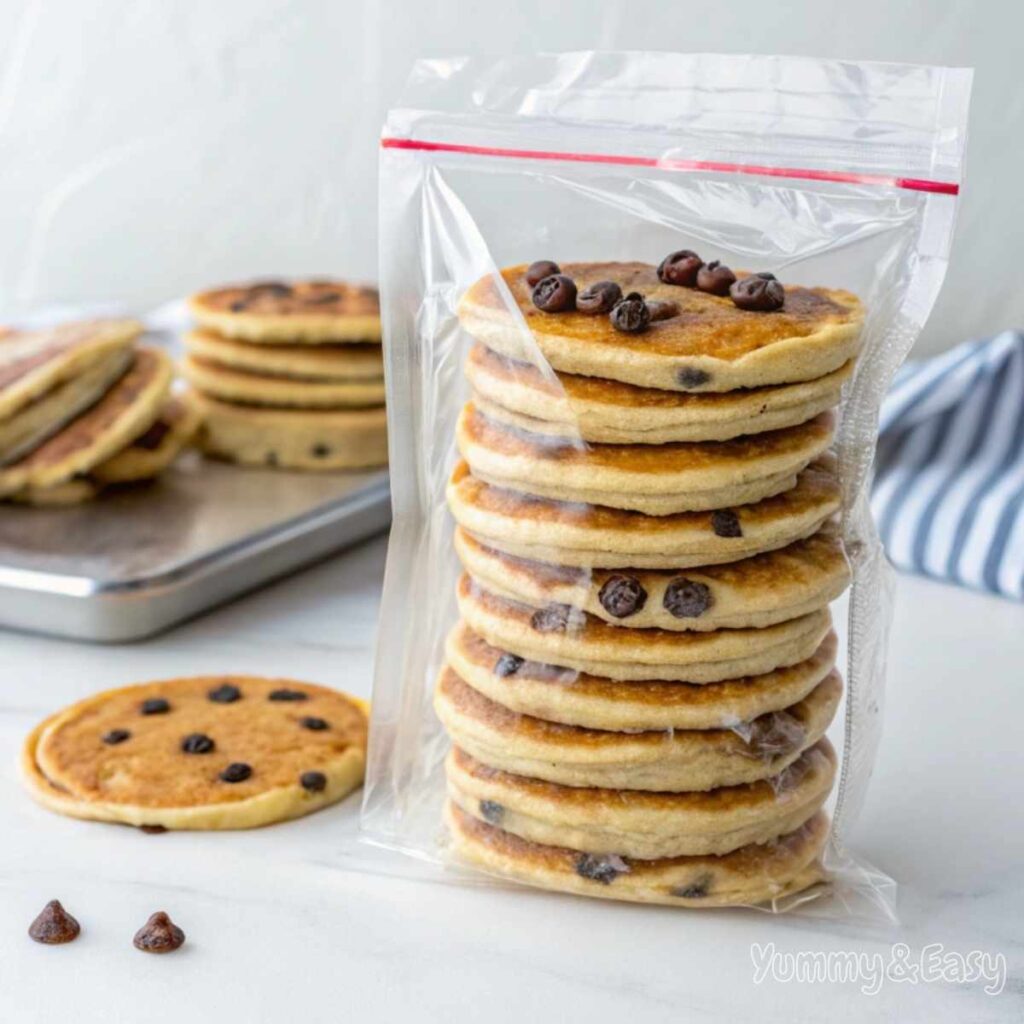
[{"x1": 0, "y1": 453, "x2": 390, "y2": 642}]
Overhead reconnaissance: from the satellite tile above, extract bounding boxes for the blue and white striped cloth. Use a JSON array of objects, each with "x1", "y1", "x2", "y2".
[{"x1": 872, "y1": 330, "x2": 1024, "y2": 601}]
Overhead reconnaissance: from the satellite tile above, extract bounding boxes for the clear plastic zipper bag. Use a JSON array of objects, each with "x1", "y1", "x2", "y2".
[{"x1": 363, "y1": 52, "x2": 971, "y2": 920}]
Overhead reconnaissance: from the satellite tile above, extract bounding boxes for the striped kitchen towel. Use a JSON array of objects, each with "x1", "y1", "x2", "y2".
[{"x1": 872, "y1": 330, "x2": 1024, "y2": 600}]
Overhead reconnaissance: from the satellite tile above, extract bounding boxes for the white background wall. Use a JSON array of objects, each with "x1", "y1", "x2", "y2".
[{"x1": 1, "y1": 0, "x2": 1020, "y2": 355}]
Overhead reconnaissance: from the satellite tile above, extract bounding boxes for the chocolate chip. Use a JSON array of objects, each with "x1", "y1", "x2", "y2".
[
  {"x1": 265, "y1": 451, "x2": 279, "y2": 466},
  {"x1": 576, "y1": 280, "x2": 622, "y2": 314},
  {"x1": 575, "y1": 853, "x2": 629, "y2": 885},
  {"x1": 610, "y1": 292, "x2": 651, "y2": 334},
  {"x1": 141, "y1": 698, "x2": 170, "y2": 716},
  {"x1": 530, "y1": 604, "x2": 572, "y2": 633},
  {"x1": 657, "y1": 249, "x2": 703, "y2": 286},
  {"x1": 219, "y1": 762, "x2": 252, "y2": 783},
  {"x1": 598, "y1": 575, "x2": 647, "y2": 618},
  {"x1": 646, "y1": 299, "x2": 680, "y2": 322},
  {"x1": 132, "y1": 419, "x2": 172, "y2": 452},
  {"x1": 229, "y1": 299, "x2": 249, "y2": 312},
  {"x1": 494, "y1": 653, "x2": 524, "y2": 677},
  {"x1": 532, "y1": 274, "x2": 577, "y2": 313},
  {"x1": 311, "y1": 443, "x2": 331, "y2": 458},
  {"x1": 139, "y1": 824, "x2": 167, "y2": 834},
  {"x1": 269, "y1": 689, "x2": 308, "y2": 702},
  {"x1": 300, "y1": 716, "x2": 329, "y2": 731},
  {"x1": 180, "y1": 733, "x2": 215, "y2": 755},
  {"x1": 672, "y1": 874, "x2": 712, "y2": 899},
  {"x1": 102, "y1": 728, "x2": 131, "y2": 745},
  {"x1": 303, "y1": 291, "x2": 342, "y2": 305},
  {"x1": 300, "y1": 771, "x2": 327, "y2": 793},
  {"x1": 731, "y1": 272, "x2": 785, "y2": 312},
  {"x1": 133, "y1": 911, "x2": 185, "y2": 954},
  {"x1": 208, "y1": 683, "x2": 241, "y2": 703},
  {"x1": 479, "y1": 800, "x2": 504, "y2": 824},
  {"x1": 663, "y1": 578, "x2": 713, "y2": 618},
  {"x1": 710, "y1": 509, "x2": 742, "y2": 538},
  {"x1": 249, "y1": 281, "x2": 292, "y2": 298},
  {"x1": 696, "y1": 260, "x2": 737, "y2": 296},
  {"x1": 28, "y1": 900, "x2": 81, "y2": 944},
  {"x1": 525, "y1": 260, "x2": 561, "y2": 287},
  {"x1": 676, "y1": 366, "x2": 712, "y2": 388}
]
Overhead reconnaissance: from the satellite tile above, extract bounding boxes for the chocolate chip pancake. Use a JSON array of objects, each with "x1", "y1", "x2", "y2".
[
  {"x1": 447, "y1": 740, "x2": 835, "y2": 859},
  {"x1": 0, "y1": 319, "x2": 140, "y2": 421},
  {"x1": 0, "y1": 347, "x2": 172, "y2": 497},
  {"x1": 181, "y1": 353, "x2": 386, "y2": 409},
  {"x1": 446, "y1": 458, "x2": 841, "y2": 569},
  {"x1": 185, "y1": 329, "x2": 384, "y2": 381},
  {"x1": 444, "y1": 622, "x2": 839, "y2": 731},
  {"x1": 21, "y1": 675, "x2": 368, "y2": 830},
  {"x1": 457, "y1": 262, "x2": 863, "y2": 392},
  {"x1": 457, "y1": 576, "x2": 831, "y2": 683},
  {"x1": 191, "y1": 391, "x2": 387, "y2": 471},
  {"x1": 0, "y1": 345, "x2": 133, "y2": 465},
  {"x1": 446, "y1": 802, "x2": 828, "y2": 907},
  {"x1": 434, "y1": 666, "x2": 841, "y2": 791},
  {"x1": 91, "y1": 394, "x2": 201, "y2": 484},
  {"x1": 467, "y1": 344, "x2": 852, "y2": 444},
  {"x1": 457, "y1": 402, "x2": 834, "y2": 515},
  {"x1": 454, "y1": 524, "x2": 849, "y2": 632},
  {"x1": 189, "y1": 280, "x2": 380, "y2": 343}
]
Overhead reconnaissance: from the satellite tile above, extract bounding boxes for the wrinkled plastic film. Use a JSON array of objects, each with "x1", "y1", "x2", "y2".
[{"x1": 364, "y1": 53, "x2": 971, "y2": 921}]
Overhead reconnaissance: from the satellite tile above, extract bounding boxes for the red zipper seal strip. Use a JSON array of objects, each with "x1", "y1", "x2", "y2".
[{"x1": 381, "y1": 137, "x2": 958, "y2": 196}]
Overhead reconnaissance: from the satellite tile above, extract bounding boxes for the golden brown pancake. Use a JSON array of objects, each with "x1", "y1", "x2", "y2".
[
  {"x1": 434, "y1": 664, "x2": 842, "y2": 791},
  {"x1": 457, "y1": 401, "x2": 835, "y2": 514},
  {"x1": 446, "y1": 457, "x2": 842, "y2": 569},
  {"x1": 446, "y1": 740, "x2": 836, "y2": 858},
  {"x1": 444, "y1": 621, "x2": 839, "y2": 730},
  {"x1": 189, "y1": 279, "x2": 380, "y2": 343},
  {"x1": 467, "y1": 343, "x2": 852, "y2": 443},
  {"x1": 446, "y1": 802, "x2": 829, "y2": 907},
  {"x1": 454, "y1": 524, "x2": 849, "y2": 632},
  {"x1": 457, "y1": 262, "x2": 863, "y2": 392}
]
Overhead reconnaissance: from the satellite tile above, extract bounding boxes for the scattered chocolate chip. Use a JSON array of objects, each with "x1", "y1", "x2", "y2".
[
  {"x1": 657, "y1": 249, "x2": 703, "y2": 286},
  {"x1": 676, "y1": 366, "x2": 712, "y2": 388},
  {"x1": 311, "y1": 443, "x2": 331, "y2": 458},
  {"x1": 575, "y1": 853, "x2": 629, "y2": 885},
  {"x1": 672, "y1": 874, "x2": 712, "y2": 899},
  {"x1": 494, "y1": 653, "x2": 524, "y2": 677},
  {"x1": 303, "y1": 291, "x2": 342, "y2": 305},
  {"x1": 576, "y1": 280, "x2": 622, "y2": 314},
  {"x1": 300, "y1": 771, "x2": 327, "y2": 793},
  {"x1": 141, "y1": 698, "x2": 170, "y2": 716},
  {"x1": 219, "y1": 762, "x2": 252, "y2": 783},
  {"x1": 300, "y1": 716, "x2": 329, "y2": 731},
  {"x1": 208, "y1": 683, "x2": 241, "y2": 704},
  {"x1": 663, "y1": 578, "x2": 713, "y2": 619},
  {"x1": 180, "y1": 733, "x2": 215, "y2": 755},
  {"x1": 132, "y1": 419, "x2": 172, "y2": 452},
  {"x1": 530, "y1": 604, "x2": 572, "y2": 633},
  {"x1": 696, "y1": 260, "x2": 737, "y2": 296},
  {"x1": 731, "y1": 272, "x2": 785, "y2": 312},
  {"x1": 269, "y1": 689, "x2": 308, "y2": 702},
  {"x1": 229, "y1": 299, "x2": 249, "y2": 312},
  {"x1": 646, "y1": 298, "x2": 680, "y2": 322},
  {"x1": 532, "y1": 274, "x2": 577, "y2": 313},
  {"x1": 525, "y1": 260, "x2": 561, "y2": 287},
  {"x1": 610, "y1": 292, "x2": 651, "y2": 334},
  {"x1": 139, "y1": 824, "x2": 167, "y2": 834},
  {"x1": 265, "y1": 451, "x2": 279, "y2": 467},
  {"x1": 598, "y1": 575, "x2": 647, "y2": 618},
  {"x1": 102, "y1": 728, "x2": 131, "y2": 745},
  {"x1": 479, "y1": 800, "x2": 504, "y2": 824},
  {"x1": 133, "y1": 911, "x2": 185, "y2": 954},
  {"x1": 248, "y1": 281, "x2": 292, "y2": 298},
  {"x1": 710, "y1": 509, "x2": 742, "y2": 538},
  {"x1": 28, "y1": 900, "x2": 81, "y2": 944}
]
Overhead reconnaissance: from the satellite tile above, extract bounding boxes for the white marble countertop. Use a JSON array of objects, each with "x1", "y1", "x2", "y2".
[{"x1": 1, "y1": 535, "x2": 1021, "y2": 1023}]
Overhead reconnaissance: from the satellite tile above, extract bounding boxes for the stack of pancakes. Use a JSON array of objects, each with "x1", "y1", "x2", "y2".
[
  {"x1": 184, "y1": 280, "x2": 387, "y2": 471},
  {"x1": 438, "y1": 260, "x2": 864, "y2": 907},
  {"x1": 0, "y1": 320, "x2": 196, "y2": 505}
]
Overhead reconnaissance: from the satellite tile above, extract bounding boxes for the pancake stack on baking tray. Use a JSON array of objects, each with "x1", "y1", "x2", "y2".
[
  {"x1": 439, "y1": 255, "x2": 864, "y2": 907},
  {"x1": 0, "y1": 320, "x2": 196, "y2": 505},
  {"x1": 184, "y1": 280, "x2": 387, "y2": 471}
]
